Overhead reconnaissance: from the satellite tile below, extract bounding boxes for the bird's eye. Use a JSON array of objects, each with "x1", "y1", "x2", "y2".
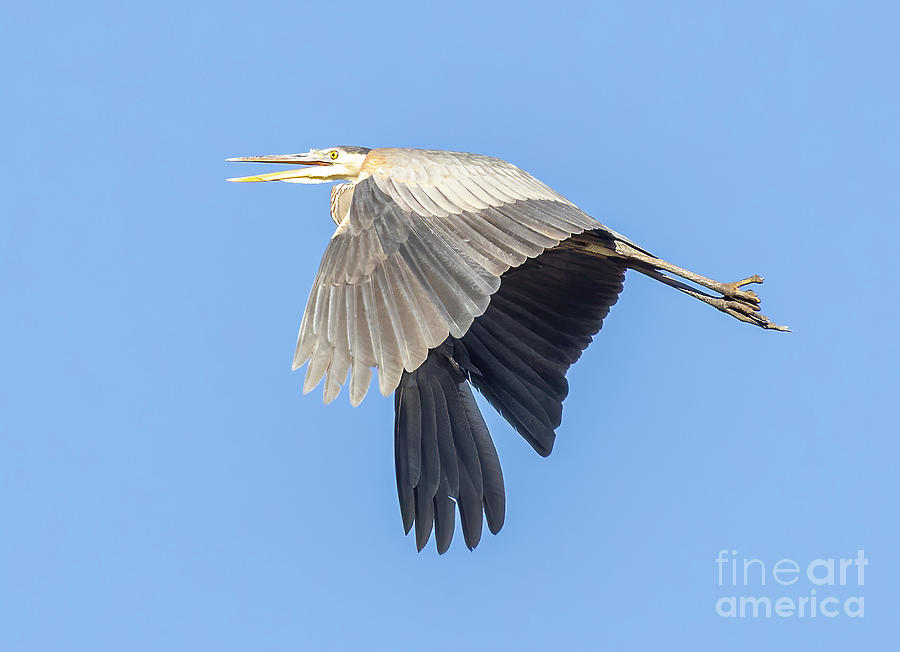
[{"x1": 330, "y1": 150, "x2": 339, "y2": 160}]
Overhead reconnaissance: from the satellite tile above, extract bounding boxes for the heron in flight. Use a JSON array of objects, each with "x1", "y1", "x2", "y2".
[{"x1": 227, "y1": 146, "x2": 787, "y2": 553}]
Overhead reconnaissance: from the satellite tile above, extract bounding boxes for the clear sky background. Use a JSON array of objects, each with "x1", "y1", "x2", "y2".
[{"x1": 3, "y1": 1, "x2": 898, "y2": 650}]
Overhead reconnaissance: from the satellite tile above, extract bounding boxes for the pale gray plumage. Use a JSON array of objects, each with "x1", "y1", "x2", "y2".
[{"x1": 293, "y1": 150, "x2": 601, "y2": 407}]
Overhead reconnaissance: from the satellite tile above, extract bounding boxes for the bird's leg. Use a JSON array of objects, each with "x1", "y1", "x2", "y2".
[
  {"x1": 615, "y1": 243, "x2": 790, "y2": 332},
  {"x1": 621, "y1": 245, "x2": 762, "y2": 302}
]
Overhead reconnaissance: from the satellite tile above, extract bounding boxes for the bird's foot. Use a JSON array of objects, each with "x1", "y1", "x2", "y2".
[
  {"x1": 710, "y1": 280, "x2": 790, "y2": 331},
  {"x1": 719, "y1": 275, "x2": 764, "y2": 306}
]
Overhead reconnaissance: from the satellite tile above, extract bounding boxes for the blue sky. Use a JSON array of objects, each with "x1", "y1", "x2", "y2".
[{"x1": 3, "y1": 1, "x2": 898, "y2": 649}]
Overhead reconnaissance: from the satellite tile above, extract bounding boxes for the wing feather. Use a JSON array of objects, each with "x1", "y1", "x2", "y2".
[
  {"x1": 433, "y1": 177, "x2": 489, "y2": 212},
  {"x1": 349, "y1": 285, "x2": 375, "y2": 406},
  {"x1": 456, "y1": 212, "x2": 528, "y2": 267},
  {"x1": 387, "y1": 177, "x2": 430, "y2": 218},
  {"x1": 476, "y1": 206, "x2": 555, "y2": 254},
  {"x1": 371, "y1": 268, "x2": 406, "y2": 395},
  {"x1": 457, "y1": 176, "x2": 501, "y2": 207},
  {"x1": 406, "y1": 183, "x2": 451, "y2": 218},
  {"x1": 469, "y1": 174, "x2": 520, "y2": 204},
  {"x1": 425, "y1": 212, "x2": 510, "y2": 276},
  {"x1": 419, "y1": 183, "x2": 462, "y2": 215},
  {"x1": 358, "y1": 277, "x2": 384, "y2": 378}
]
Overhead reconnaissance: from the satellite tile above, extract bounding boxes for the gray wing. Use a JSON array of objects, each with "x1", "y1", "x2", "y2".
[{"x1": 293, "y1": 150, "x2": 605, "y2": 405}]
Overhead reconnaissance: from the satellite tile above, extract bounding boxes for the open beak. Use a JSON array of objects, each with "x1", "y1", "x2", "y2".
[{"x1": 226, "y1": 152, "x2": 332, "y2": 183}]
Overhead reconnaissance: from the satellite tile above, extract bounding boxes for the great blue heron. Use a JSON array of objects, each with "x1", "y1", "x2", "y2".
[{"x1": 227, "y1": 146, "x2": 788, "y2": 553}]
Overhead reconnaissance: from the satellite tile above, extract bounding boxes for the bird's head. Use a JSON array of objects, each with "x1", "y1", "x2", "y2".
[{"x1": 227, "y1": 146, "x2": 371, "y2": 184}]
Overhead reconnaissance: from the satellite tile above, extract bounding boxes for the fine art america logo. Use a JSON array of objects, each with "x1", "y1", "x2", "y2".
[{"x1": 715, "y1": 550, "x2": 867, "y2": 619}]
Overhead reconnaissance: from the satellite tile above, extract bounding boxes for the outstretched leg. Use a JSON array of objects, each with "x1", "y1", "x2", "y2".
[
  {"x1": 632, "y1": 264, "x2": 789, "y2": 330},
  {"x1": 615, "y1": 241, "x2": 790, "y2": 331},
  {"x1": 557, "y1": 233, "x2": 790, "y2": 331}
]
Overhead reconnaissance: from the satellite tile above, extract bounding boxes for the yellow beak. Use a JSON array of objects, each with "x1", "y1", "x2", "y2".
[{"x1": 226, "y1": 168, "x2": 318, "y2": 183}]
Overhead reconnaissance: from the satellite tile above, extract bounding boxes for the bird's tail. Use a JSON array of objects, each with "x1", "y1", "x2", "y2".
[{"x1": 393, "y1": 344, "x2": 506, "y2": 553}]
